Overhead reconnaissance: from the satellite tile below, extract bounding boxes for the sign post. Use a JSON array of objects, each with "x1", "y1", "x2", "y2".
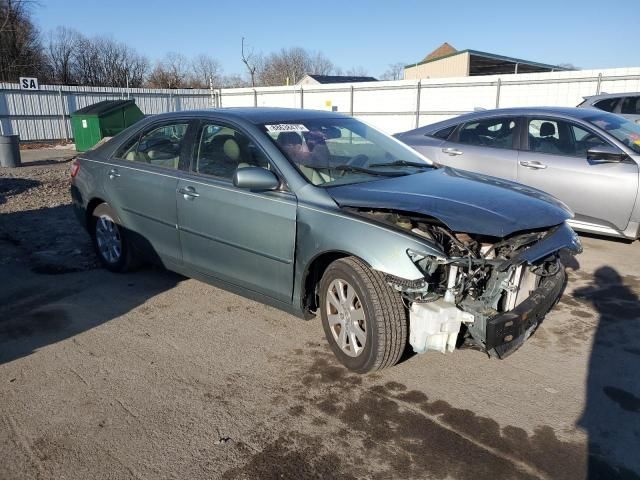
[{"x1": 18, "y1": 77, "x2": 39, "y2": 90}]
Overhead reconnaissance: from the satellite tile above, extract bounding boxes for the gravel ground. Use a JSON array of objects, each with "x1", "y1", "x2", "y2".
[
  {"x1": 0, "y1": 149, "x2": 97, "y2": 273},
  {"x1": 1, "y1": 150, "x2": 639, "y2": 480}
]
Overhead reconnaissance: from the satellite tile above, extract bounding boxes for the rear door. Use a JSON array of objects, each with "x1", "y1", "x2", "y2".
[
  {"x1": 176, "y1": 120, "x2": 297, "y2": 302},
  {"x1": 105, "y1": 120, "x2": 194, "y2": 265},
  {"x1": 517, "y1": 116, "x2": 638, "y2": 231},
  {"x1": 436, "y1": 116, "x2": 520, "y2": 180}
]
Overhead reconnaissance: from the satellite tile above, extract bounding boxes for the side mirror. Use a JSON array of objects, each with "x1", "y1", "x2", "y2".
[
  {"x1": 587, "y1": 145, "x2": 627, "y2": 162},
  {"x1": 233, "y1": 166, "x2": 280, "y2": 191}
]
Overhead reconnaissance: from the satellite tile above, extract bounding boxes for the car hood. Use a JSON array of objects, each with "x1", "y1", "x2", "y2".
[{"x1": 326, "y1": 167, "x2": 572, "y2": 237}]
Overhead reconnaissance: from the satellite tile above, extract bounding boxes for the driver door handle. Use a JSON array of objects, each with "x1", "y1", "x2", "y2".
[
  {"x1": 108, "y1": 168, "x2": 120, "y2": 179},
  {"x1": 519, "y1": 160, "x2": 547, "y2": 170},
  {"x1": 178, "y1": 186, "x2": 200, "y2": 200},
  {"x1": 442, "y1": 147, "x2": 463, "y2": 156}
]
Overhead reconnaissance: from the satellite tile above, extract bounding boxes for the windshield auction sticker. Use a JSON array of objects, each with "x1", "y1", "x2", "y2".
[{"x1": 265, "y1": 124, "x2": 309, "y2": 133}]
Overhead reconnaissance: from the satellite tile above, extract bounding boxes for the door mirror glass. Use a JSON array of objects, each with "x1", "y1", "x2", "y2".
[
  {"x1": 587, "y1": 145, "x2": 627, "y2": 162},
  {"x1": 233, "y1": 166, "x2": 280, "y2": 191}
]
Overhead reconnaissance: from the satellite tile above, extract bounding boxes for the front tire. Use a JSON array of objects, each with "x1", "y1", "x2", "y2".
[
  {"x1": 91, "y1": 203, "x2": 138, "y2": 273},
  {"x1": 319, "y1": 257, "x2": 408, "y2": 373}
]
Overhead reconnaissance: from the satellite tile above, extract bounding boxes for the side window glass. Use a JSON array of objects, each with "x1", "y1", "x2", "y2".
[
  {"x1": 432, "y1": 125, "x2": 455, "y2": 140},
  {"x1": 115, "y1": 134, "x2": 141, "y2": 160},
  {"x1": 594, "y1": 98, "x2": 619, "y2": 113},
  {"x1": 528, "y1": 118, "x2": 608, "y2": 157},
  {"x1": 195, "y1": 123, "x2": 270, "y2": 179},
  {"x1": 621, "y1": 96, "x2": 640, "y2": 115},
  {"x1": 130, "y1": 123, "x2": 188, "y2": 169},
  {"x1": 458, "y1": 118, "x2": 516, "y2": 149}
]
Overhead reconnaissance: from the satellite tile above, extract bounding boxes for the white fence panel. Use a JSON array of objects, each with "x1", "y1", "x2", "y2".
[{"x1": 2, "y1": 67, "x2": 640, "y2": 141}]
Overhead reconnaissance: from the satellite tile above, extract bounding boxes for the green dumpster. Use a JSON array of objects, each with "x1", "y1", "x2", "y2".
[{"x1": 71, "y1": 100, "x2": 144, "y2": 152}]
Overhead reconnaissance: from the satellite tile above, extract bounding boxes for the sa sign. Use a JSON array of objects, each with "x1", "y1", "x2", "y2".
[{"x1": 19, "y1": 77, "x2": 39, "y2": 90}]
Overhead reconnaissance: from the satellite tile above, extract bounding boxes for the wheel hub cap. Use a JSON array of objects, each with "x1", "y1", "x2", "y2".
[
  {"x1": 326, "y1": 279, "x2": 366, "y2": 357},
  {"x1": 95, "y1": 215, "x2": 122, "y2": 264}
]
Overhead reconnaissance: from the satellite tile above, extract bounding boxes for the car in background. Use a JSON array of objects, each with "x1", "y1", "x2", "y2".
[
  {"x1": 578, "y1": 92, "x2": 640, "y2": 124},
  {"x1": 70, "y1": 108, "x2": 580, "y2": 372},
  {"x1": 396, "y1": 107, "x2": 640, "y2": 240}
]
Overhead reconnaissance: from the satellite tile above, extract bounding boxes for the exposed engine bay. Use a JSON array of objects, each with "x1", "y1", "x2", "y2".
[{"x1": 348, "y1": 208, "x2": 578, "y2": 358}]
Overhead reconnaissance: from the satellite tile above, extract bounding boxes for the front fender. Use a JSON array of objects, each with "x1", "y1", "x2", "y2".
[{"x1": 292, "y1": 203, "x2": 444, "y2": 310}]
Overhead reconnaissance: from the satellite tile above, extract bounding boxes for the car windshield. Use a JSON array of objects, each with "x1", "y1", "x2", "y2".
[
  {"x1": 584, "y1": 112, "x2": 640, "y2": 154},
  {"x1": 261, "y1": 118, "x2": 434, "y2": 186}
]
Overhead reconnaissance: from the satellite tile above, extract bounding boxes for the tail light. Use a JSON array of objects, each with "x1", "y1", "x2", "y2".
[{"x1": 70, "y1": 160, "x2": 80, "y2": 178}]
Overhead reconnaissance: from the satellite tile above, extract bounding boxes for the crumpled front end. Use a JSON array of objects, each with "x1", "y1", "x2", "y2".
[{"x1": 351, "y1": 208, "x2": 582, "y2": 358}]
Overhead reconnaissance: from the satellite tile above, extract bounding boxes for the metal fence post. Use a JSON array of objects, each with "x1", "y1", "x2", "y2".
[
  {"x1": 596, "y1": 72, "x2": 603, "y2": 94},
  {"x1": 350, "y1": 85, "x2": 354, "y2": 116},
  {"x1": 300, "y1": 87, "x2": 304, "y2": 109},
  {"x1": 253, "y1": 89, "x2": 258, "y2": 107},
  {"x1": 218, "y1": 88, "x2": 223, "y2": 108},
  {"x1": 58, "y1": 88, "x2": 69, "y2": 141},
  {"x1": 415, "y1": 80, "x2": 422, "y2": 128},
  {"x1": 495, "y1": 78, "x2": 502, "y2": 108}
]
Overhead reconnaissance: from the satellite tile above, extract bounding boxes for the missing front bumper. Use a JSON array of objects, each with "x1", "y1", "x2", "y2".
[{"x1": 485, "y1": 266, "x2": 565, "y2": 358}]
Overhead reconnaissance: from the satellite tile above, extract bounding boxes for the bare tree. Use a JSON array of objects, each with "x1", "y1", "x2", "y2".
[
  {"x1": 190, "y1": 53, "x2": 222, "y2": 88},
  {"x1": 0, "y1": 0, "x2": 47, "y2": 82},
  {"x1": 258, "y1": 47, "x2": 335, "y2": 86},
  {"x1": 220, "y1": 74, "x2": 249, "y2": 88},
  {"x1": 147, "y1": 52, "x2": 189, "y2": 88},
  {"x1": 241, "y1": 37, "x2": 258, "y2": 88},
  {"x1": 380, "y1": 62, "x2": 405, "y2": 81},
  {"x1": 344, "y1": 66, "x2": 369, "y2": 77},
  {"x1": 46, "y1": 26, "x2": 81, "y2": 84}
]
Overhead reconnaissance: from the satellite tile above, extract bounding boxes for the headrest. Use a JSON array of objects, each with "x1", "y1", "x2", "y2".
[
  {"x1": 223, "y1": 138, "x2": 240, "y2": 161},
  {"x1": 540, "y1": 122, "x2": 556, "y2": 137}
]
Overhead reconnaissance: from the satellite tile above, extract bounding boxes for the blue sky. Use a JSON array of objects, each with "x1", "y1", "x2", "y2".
[{"x1": 35, "y1": 0, "x2": 635, "y2": 78}]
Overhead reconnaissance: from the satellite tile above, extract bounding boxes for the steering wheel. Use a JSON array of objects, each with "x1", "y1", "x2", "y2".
[{"x1": 347, "y1": 154, "x2": 369, "y2": 168}]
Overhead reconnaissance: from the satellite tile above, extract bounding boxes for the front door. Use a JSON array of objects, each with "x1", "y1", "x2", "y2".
[
  {"x1": 437, "y1": 115, "x2": 520, "y2": 181},
  {"x1": 104, "y1": 120, "x2": 193, "y2": 265},
  {"x1": 517, "y1": 117, "x2": 638, "y2": 231},
  {"x1": 176, "y1": 121, "x2": 297, "y2": 302}
]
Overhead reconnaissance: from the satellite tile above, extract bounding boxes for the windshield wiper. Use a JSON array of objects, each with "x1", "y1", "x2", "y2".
[
  {"x1": 371, "y1": 160, "x2": 433, "y2": 169},
  {"x1": 332, "y1": 165, "x2": 407, "y2": 177}
]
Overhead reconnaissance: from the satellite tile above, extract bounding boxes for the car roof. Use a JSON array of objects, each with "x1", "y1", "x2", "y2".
[
  {"x1": 417, "y1": 106, "x2": 616, "y2": 132},
  {"x1": 148, "y1": 107, "x2": 352, "y2": 124},
  {"x1": 583, "y1": 92, "x2": 640, "y2": 101}
]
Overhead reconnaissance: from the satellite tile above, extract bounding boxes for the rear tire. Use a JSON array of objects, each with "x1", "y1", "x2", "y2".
[
  {"x1": 319, "y1": 257, "x2": 408, "y2": 373},
  {"x1": 91, "y1": 203, "x2": 138, "y2": 273}
]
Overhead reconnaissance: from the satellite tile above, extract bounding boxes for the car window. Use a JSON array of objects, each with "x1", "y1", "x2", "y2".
[
  {"x1": 115, "y1": 134, "x2": 141, "y2": 160},
  {"x1": 528, "y1": 118, "x2": 608, "y2": 157},
  {"x1": 457, "y1": 117, "x2": 516, "y2": 149},
  {"x1": 119, "y1": 123, "x2": 188, "y2": 169},
  {"x1": 431, "y1": 125, "x2": 455, "y2": 140},
  {"x1": 594, "y1": 98, "x2": 619, "y2": 113},
  {"x1": 262, "y1": 118, "x2": 433, "y2": 187},
  {"x1": 621, "y1": 96, "x2": 640, "y2": 115},
  {"x1": 194, "y1": 123, "x2": 270, "y2": 180}
]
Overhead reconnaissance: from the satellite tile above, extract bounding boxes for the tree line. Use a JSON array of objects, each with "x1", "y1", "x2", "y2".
[{"x1": 0, "y1": 0, "x2": 404, "y2": 88}]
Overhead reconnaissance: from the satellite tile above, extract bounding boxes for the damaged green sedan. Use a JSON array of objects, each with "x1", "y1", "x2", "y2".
[{"x1": 71, "y1": 108, "x2": 581, "y2": 373}]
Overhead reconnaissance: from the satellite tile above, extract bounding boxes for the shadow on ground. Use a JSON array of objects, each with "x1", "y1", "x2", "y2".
[
  {"x1": 0, "y1": 203, "x2": 182, "y2": 365},
  {"x1": 575, "y1": 267, "x2": 640, "y2": 479}
]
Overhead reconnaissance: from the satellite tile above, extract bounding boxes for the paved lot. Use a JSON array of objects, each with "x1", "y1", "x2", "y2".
[{"x1": 1, "y1": 150, "x2": 639, "y2": 479}]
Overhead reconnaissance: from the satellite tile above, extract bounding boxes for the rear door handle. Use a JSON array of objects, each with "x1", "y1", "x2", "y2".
[
  {"x1": 519, "y1": 160, "x2": 547, "y2": 170},
  {"x1": 442, "y1": 147, "x2": 463, "y2": 156},
  {"x1": 108, "y1": 168, "x2": 120, "y2": 179},
  {"x1": 178, "y1": 186, "x2": 200, "y2": 200}
]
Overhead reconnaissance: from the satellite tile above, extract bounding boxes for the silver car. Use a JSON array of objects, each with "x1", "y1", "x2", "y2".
[
  {"x1": 396, "y1": 107, "x2": 640, "y2": 239},
  {"x1": 578, "y1": 92, "x2": 640, "y2": 124}
]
